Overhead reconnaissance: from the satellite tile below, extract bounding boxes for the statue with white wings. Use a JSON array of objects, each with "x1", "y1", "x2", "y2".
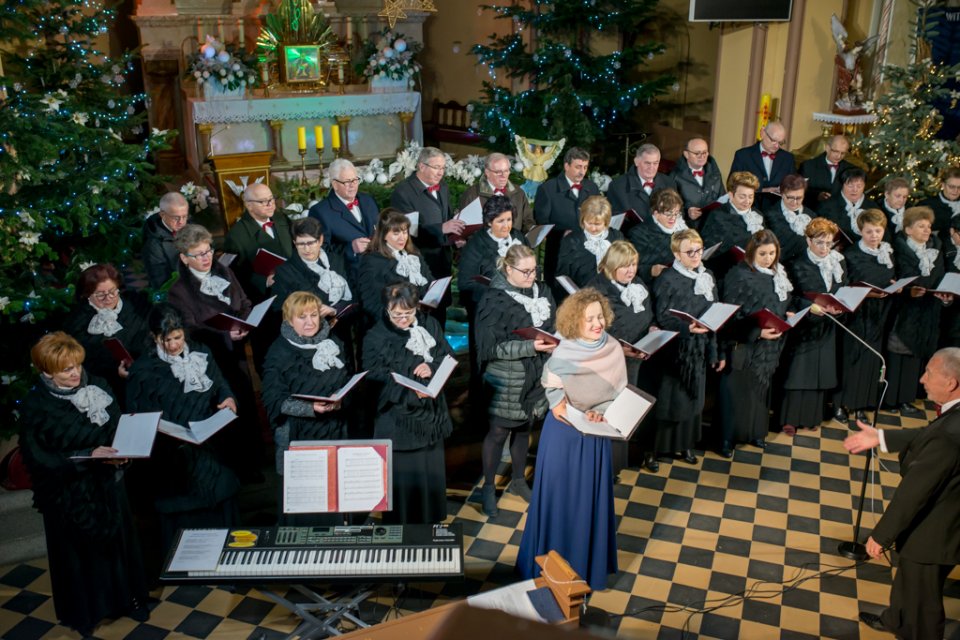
[
  {"x1": 831, "y1": 14, "x2": 879, "y2": 114},
  {"x1": 514, "y1": 134, "x2": 566, "y2": 183}
]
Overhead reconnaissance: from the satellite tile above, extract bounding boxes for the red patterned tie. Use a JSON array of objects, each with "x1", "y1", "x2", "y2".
[
  {"x1": 347, "y1": 199, "x2": 359, "y2": 209},
  {"x1": 692, "y1": 170, "x2": 704, "y2": 178},
  {"x1": 828, "y1": 163, "x2": 838, "y2": 170},
  {"x1": 643, "y1": 181, "x2": 655, "y2": 189},
  {"x1": 937, "y1": 405, "x2": 942, "y2": 417},
  {"x1": 762, "y1": 151, "x2": 776, "y2": 159},
  {"x1": 427, "y1": 184, "x2": 440, "y2": 194},
  {"x1": 494, "y1": 188, "x2": 506, "y2": 195},
  {"x1": 571, "y1": 183, "x2": 582, "y2": 191},
  {"x1": 263, "y1": 221, "x2": 274, "y2": 231}
]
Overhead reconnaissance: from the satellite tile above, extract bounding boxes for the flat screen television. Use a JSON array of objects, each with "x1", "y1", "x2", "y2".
[{"x1": 689, "y1": 0, "x2": 793, "y2": 22}]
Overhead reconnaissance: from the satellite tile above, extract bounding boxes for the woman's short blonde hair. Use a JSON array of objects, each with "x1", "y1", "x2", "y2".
[
  {"x1": 282, "y1": 291, "x2": 322, "y2": 322},
  {"x1": 31, "y1": 331, "x2": 85, "y2": 375},
  {"x1": 598, "y1": 240, "x2": 639, "y2": 280},
  {"x1": 496, "y1": 243, "x2": 536, "y2": 273},
  {"x1": 727, "y1": 171, "x2": 760, "y2": 193},
  {"x1": 670, "y1": 228, "x2": 703, "y2": 254},
  {"x1": 805, "y1": 217, "x2": 839, "y2": 239},
  {"x1": 904, "y1": 206, "x2": 935, "y2": 229},
  {"x1": 555, "y1": 287, "x2": 614, "y2": 340},
  {"x1": 857, "y1": 209, "x2": 888, "y2": 230},
  {"x1": 579, "y1": 195, "x2": 612, "y2": 227}
]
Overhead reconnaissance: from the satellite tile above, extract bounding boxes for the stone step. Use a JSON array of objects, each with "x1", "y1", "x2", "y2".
[{"x1": 0, "y1": 488, "x2": 46, "y2": 566}]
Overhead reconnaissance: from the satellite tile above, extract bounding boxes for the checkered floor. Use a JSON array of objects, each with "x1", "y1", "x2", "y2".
[{"x1": 4, "y1": 401, "x2": 960, "y2": 639}]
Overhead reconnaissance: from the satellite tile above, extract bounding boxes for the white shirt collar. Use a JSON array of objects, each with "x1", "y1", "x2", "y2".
[{"x1": 941, "y1": 398, "x2": 960, "y2": 414}]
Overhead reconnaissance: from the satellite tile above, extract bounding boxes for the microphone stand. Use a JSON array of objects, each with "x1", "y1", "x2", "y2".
[{"x1": 818, "y1": 306, "x2": 888, "y2": 561}]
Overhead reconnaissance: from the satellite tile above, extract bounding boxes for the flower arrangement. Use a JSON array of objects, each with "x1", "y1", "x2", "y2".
[
  {"x1": 359, "y1": 29, "x2": 422, "y2": 81},
  {"x1": 186, "y1": 36, "x2": 259, "y2": 92},
  {"x1": 180, "y1": 181, "x2": 213, "y2": 211}
]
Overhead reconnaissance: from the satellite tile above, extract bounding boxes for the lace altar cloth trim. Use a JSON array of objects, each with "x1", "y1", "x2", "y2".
[{"x1": 191, "y1": 91, "x2": 421, "y2": 124}]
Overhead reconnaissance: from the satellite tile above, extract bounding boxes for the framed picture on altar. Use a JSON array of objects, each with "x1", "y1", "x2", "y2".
[{"x1": 281, "y1": 44, "x2": 322, "y2": 84}]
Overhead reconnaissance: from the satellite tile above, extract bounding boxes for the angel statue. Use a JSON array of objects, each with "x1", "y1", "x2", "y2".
[
  {"x1": 831, "y1": 14, "x2": 879, "y2": 114},
  {"x1": 514, "y1": 134, "x2": 566, "y2": 183}
]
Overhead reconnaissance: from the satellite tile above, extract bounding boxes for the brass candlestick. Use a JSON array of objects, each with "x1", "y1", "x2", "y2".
[
  {"x1": 299, "y1": 149, "x2": 307, "y2": 185},
  {"x1": 316, "y1": 147, "x2": 324, "y2": 183},
  {"x1": 333, "y1": 145, "x2": 342, "y2": 160}
]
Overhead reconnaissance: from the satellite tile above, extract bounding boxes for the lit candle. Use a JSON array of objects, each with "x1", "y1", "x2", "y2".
[
  {"x1": 331, "y1": 125, "x2": 341, "y2": 149},
  {"x1": 314, "y1": 126, "x2": 324, "y2": 149},
  {"x1": 346, "y1": 17, "x2": 353, "y2": 47},
  {"x1": 297, "y1": 127, "x2": 307, "y2": 151},
  {"x1": 238, "y1": 17, "x2": 244, "y2": 47}
]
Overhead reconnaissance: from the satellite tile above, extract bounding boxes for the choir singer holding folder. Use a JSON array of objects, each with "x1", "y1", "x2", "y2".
[
  {"x1": 19, "y1": 332, "x2": 150, "y2": 637},
  {"x1": 517, "y1": 288, "x2": 625, "y2": 591},
  {"x1": 652, "y1": 229, "x2": 725, "y2": 465},
  {"x1": 126, "y1": 304, "x2": 240, "y2": 555},
  {"x1": 363, "y1": 282, "x2": 454, "y2": 525},
  {"x1": 262, "y1": 292, "x2": 351, "y2": 525}
]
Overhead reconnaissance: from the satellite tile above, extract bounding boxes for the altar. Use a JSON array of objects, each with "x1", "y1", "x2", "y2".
[{"x1": 185, "y1": 90, "x2": 423, "y2": 173}]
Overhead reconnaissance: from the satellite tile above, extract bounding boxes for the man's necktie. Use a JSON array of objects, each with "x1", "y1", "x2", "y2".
[
  {"x1": 427, "y1": 184, "x2": 440, "y2": 193},
  {"x1": 692, "y1": 170, "x2": 704, "y2": 178},
  {"x1": 347, "y1": 199, "x2": 359, "y2": 209},
  {"x1": 643, "y1": 181, "x2": 655, "y2": 189},
  {"x1": 762, "y1": 151, "x2": 776, "y2": 159}
]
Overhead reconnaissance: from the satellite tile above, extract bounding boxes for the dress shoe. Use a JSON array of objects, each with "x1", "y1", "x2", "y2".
[
  {"x1": 506, "y1": 478, "x2": 532, "y2": 502},
  {"x1": 833, "y1": 406, "x2": 849, "y2": 423},
  {"x1": 643, "y1": 453, "x2": 659, "y2": 473},
  {"x1": 681, "y1": 450, "x2": 698, "y2": 465},
  {"x1": 899, "y1": 403, "x2": 924, "y2": 419},
  {"x1": 750, "y1": 438, "x2": 766, "y2": 449},
  {"x1": 481, "y1": 484, "x2": 499, "y2": 517},
  {"x1": 719, "y1": 442, "x2": 733, "y2": 459},
  {"x1": 855, "y1": 409, "x2": 869, "y2": 423},
  {"x1": 858, "y1": 611, "x2": 889, "y2": 632}
]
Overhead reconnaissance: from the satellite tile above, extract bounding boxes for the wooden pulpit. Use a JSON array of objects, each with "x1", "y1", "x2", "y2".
[{"x1": 209, "y1": 151, "x2": 275, "y2": 229}]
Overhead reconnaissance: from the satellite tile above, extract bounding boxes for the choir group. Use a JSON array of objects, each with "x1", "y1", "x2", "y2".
[{"x1": 17, "y1": 133, "x2": 960, "y2": 635}]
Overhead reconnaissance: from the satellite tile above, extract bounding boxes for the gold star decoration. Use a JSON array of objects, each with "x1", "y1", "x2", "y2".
[{"x1": 378, "y1": 0, "x2": 437, "y2": 29}]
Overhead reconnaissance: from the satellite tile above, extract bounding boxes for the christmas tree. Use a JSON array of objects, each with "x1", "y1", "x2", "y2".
[
  {"x1": 0, "y1": 0, "x2": 172, "y2": 425},
  {"x1": 856, "y1": 0, "x2": 960, "y2": 193},
  {"x1": 469, "y1": 0, "x2": 676, "y2": 153}
]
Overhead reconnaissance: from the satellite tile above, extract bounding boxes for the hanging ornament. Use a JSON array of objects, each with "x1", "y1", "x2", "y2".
[{"x1": 379, "y1": 0, "x2": 437, "y2": 30}]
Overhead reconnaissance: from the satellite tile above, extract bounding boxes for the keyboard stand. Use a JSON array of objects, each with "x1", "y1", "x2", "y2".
[{"x1": 257, "y1": 583, "x2": 374, "y2": 639}]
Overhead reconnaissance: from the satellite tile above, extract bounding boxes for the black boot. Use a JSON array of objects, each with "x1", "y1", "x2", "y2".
[
  {"x1": 481, "y1": 484, "x2": 499, "y2": 517},
  {"x1": 643, "y1": 452, "x2": 659, "y2": 473}
]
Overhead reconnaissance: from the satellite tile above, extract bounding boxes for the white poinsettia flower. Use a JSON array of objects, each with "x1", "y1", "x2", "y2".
[
  {"x1": 0, "y1": 297, "x2": 9, "y2": 312},
  {"x1": 79, "y1": 261, "x2": 96, "y2": 270},
  {"x1": 71, "y1": 112, "x2": 89, "y2": 125},
  {"x1": 151, "y1": 127, "x2": 169, "y2": 137},
  {"x1": 39, "y1": 94, "x2": 63, "y2": 112},
  {"x1": 18, "y1": 231, "x2": 41, "y2": 246},
  {"x1": 144, "y1": 206, "x2": 160, "y2": 218}
]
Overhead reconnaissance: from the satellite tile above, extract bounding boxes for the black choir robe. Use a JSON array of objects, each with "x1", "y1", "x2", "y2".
[
  {"x1": 762, "y1": 202, "x2": 817, "y2": 265},
  {"x1": 556, "y1": 227, "x2": 624, "y2": 293},
  {"x1": 627, "y1": 221, "x2": 675, "y2": 286},
  {"x1": 357, "y1": 251, "x2": 433, "y2": 327}
]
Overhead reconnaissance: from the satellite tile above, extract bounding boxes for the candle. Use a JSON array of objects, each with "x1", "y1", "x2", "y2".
[
  {"x1": 346, "y1": 17, "x2": 353, "y2": 46},
  {"x1": 315, "y1": 126, "x2": 324, "y2": 149},
  {"x1": 337, "y1": 64, "x2": 345, "y2": 85},
  {"x1": 217, "y1": 18, "x2": 225, "y2": 43},
  {"x1": 331, "y1": 125, "x2": 340, "y2": 149},
  {"x1": 261, "y1": 64, "x2": 269, "y2": 84},
  {"x1": 197, "y1": 18, "x2": 203, "y2": 47},
  {"x1": 297, "y1": 127, "x2": 307, "y2": 151},
  {"x1": 238, "y1": 18, "x2": 244, "y2": 47}
]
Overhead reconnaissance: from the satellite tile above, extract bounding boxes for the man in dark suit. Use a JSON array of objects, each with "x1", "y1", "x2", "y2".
[
  {"x1": 799, "y1": 134, "x2": 853, "y2": 209},
  {"x1": 308, "y1": 158, "x2": 378, "y2": 273},
  {"x1": 919, "y1": 166, "x2": 960, "y2": 245},
  {"x1": 534, "y1": 146, "x2": 600, "y2": 281},
  {"x1": 730, "y1": 121, "x2": 796, "y2": 209},
  {"x1": 459, "y1": 152, "x2": 534, "y2": 232},
  {"x1": 608, "y1": 143, "x2": 677, "y2": 219},
  {"x1": 223, "y1": 182, "x2": 294, "y2": 372},
  {"x1": 669, "y1": 137, "x2": 724, "y2": 228},
  {"x1": 390, "y1": 146, "x2": 464, "y2": 281},
  {"x1": 845, "y1": 347, "x2": 960, "y2": 640},
  {"x1": 142, "y1": 191, "x2": 189, "y2": 289}
]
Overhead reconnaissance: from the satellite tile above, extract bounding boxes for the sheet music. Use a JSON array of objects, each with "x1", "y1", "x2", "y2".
[
  {"x1": 555, "y1": 275, "x2": 579, "y2": 295},
  {"x1": 405, "y1": 211, "x2": 419, "y2": 237},
  {"x1": 632, "y1": 329, "x2": 678, "y2": 355},
  {"x1": 456, "y1": 198, "x2": 483, "y2": 225},
  {"x1": 698, "y1": 302, "x2": 740, "y2": 331},
  {"x1": 390, "y1": 354, "x2": 457, "y2": 398},
  {"x1": 787, "y1": 306, "x2": 810, "y2": 327},
  {"x1": 468, "y1": 578, "x2": 544, "y2": 622},
  {"x1": 244, "y1": 295, "x2": 277, "y2": 327},
  {"x1": 167, "y1": 529, "x2": 228, "y2": 572},
  {"x1": 291, "y1": 371, "x2": 368, "y2": 402},
  {"x1": 700, "y1": 242, "x2": 723, "y2": 261},
  {"x1": 283, "y1": 448, "x2": 330, "y2": 513},
  {"x1": 565, "y1": 386, "x2": 655, "y2": 439},
  {"x1": 609, "y1": 213, "x2": 625, "y2": 230},
  {"x1": 833, "y1": 286, "x2": 869, "y2": 312},
  {"x1": 933, "y1": 272, "x2": 960, "y2": 296},
  {"x1": 158, "y1": 420, "x2": 199, "y2": 444},
  {"x1": 525, "y1": 224, "x2": 554, "y2": 248},
  {"x1": 189, "y1": 408, "x2": 237, "y2": 443},
  {"x1": 337, "y1": 446, "x2": 386, "y2": 512},
  {"x1": 421, "y1": 276, "x2": 452, "y2": 308},
  {"x1": 110, "y1": 412, "x2": 160, "y2": 458}
]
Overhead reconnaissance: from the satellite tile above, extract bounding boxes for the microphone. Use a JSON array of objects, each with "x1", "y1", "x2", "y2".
[
  {"x1": 810, "y1": 303, "x2": 886, "y2": 383},
  {"x1": 814, "y1": 301, "x2": 889, "y2": 563}
]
